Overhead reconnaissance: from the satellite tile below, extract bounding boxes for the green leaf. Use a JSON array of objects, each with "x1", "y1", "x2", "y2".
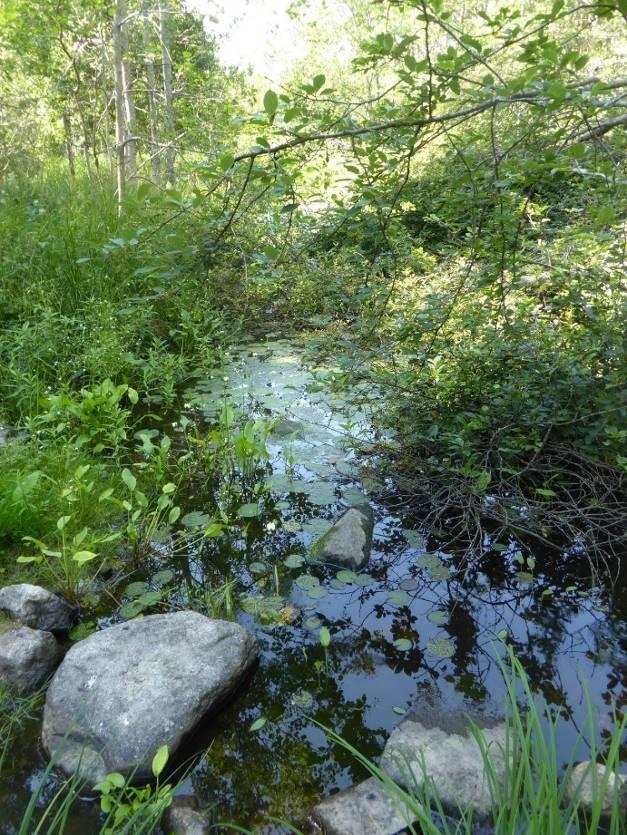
[
  {"x1": 218, "y1": 152, "x2": 235, "y2": 172},
  {"x1": 168, "y1": 505, "x2": 181, "y2": 525},
  {"x1": 319, "y1": 626, "x2": 331, "y2": 647},
  {"x1": 151, "y1": 745, "x2": 169, "y2": 777},
  {"x1": 73, "y1": 550, "x2": 98, "y2": 563},
  {"x1": 291, "y1": 689, "x2": 314, "y2": 709},
  {"x1": 263, "y1": 90, "x2": 278, "y2": 117},
  {"x1": 388, "y1": 590, "x2": 411, "y2": 606},
  {"x1": 125, "y1": 581, "x2": 149, "y2": 598},
  {"x1": 181, "y1": 511, "x2": 210, "y2": 528},
  {"x1": 312, "y1": 73, "x2": 326, "y2": 92},
  {"x1": 249, "y1": 716, "x2": 267, "y2": 732},
  {"x1": 393, "y1": 638, "x2": 413, "y2": 651},
  {"x1": 238, "y1": 503, "x2": 261, "y2": 518},
  {"x1": 295, "y1": 574, "x2": 320, "y2": 591},
  {"x1": 122, "y1": 468, "x2": 136, "y2": 491},
  {"x1": 57, "y1": 515, "x2": 71, "y2": 531},
  {"x1": 249, "y1": 561, "x2": 268, "y2": 574},
  {"x1": 284, "y1": 553, "x2": 305, "y2": 568},
  {"x1": 127, "y1": 387, "x2": 139, "y2": 405},
  {"x1": 427, "y1": 636, "x2": 454, "y2": 658}
]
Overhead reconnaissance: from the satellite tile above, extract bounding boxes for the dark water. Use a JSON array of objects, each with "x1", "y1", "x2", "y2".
[{"x1": 1, "y1": 339, "x2": 625, "y2": 833}]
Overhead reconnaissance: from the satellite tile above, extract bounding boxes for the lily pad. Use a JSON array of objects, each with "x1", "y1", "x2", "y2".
[
  {"x1": 388, "y1": 590, "x2": 411, "y2": 606},
  {"x1": 353, "y1": 573, "x2": 375, "y2": 587},
  {"x1": 181, "y1": 510, "x2": 210, "y2": 528},
  {"x1": 393, "y1": 638, "x2": 413, "y2": 652},
  {"x1": 335, "y1": 460, "x2": 360, "y2": 477},
  {"x1": 336, "y1": 569, "x2": 358, "y2": 584},
  {"x1": 119, "y1": 599, "x2": 145, "y2": 619},
  {"x1": 125, "y1": 581, "x2": 149, "y2": 598},
  {"x1": 427, "y1": 636, "x2": 455, "y2": 659},
  {"x1": 302, "y1": 518, "x2": 333, "y2": 537},
  {"x1": 238, "y1": 503, "x2": 261, "y2": 518},
  {"x1": 342, "y1": 488, "x2": 368, "y2": 507},
  {"x1": 403, "y1": 529, "x2": 427, "y2": 550},
  {"x1": 399, "y1": 578, "x2": 419, "y2": 591},
  {"x1": 295, "y1": 574, "x2": 320, "y2": 592},
  {"x1": 305, "y1": 615, "x2": 322, "y2": 629},
  {"x1": 249, "y1": 561, "x2": 268, "y2": 574},
  {"x1": 305, "y1": 482, "x2": 337, "y2": 505},
  {"x1": 428, "y1": 610, "x2": 449, "y2": 625},
  {"x1": 292, "y1": 690, "x2": 314, "y2": 709},
  {"x1": 284, "y1": 553, "x2": 305, "y2": 569},
  {"x1": 283, "y1": 519, "x2": 302, "y2": 533}
]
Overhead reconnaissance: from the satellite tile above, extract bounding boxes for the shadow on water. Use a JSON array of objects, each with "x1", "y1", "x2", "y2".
[{"x1": 0, "y1": 338, "x2": 625, "y2": 833}]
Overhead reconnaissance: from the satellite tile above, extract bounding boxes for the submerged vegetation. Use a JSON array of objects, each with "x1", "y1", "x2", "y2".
[{"x1": 0, "y1": 0, "x2": 625, "y2": 831}]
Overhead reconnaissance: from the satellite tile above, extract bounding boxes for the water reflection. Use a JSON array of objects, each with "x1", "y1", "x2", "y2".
[{"x1": 0, "y1": 339, "x2": 624, "y2": 832}]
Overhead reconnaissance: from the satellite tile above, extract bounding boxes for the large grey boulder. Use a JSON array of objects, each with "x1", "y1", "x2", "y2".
[
  {"x1": 163, "y1": 795, "x2": 212, "y2": 835},
  {"x1": 312, "y1": 776, "x2": 415, "y2": 835},
  {"x1": 564, "y1": 760, "x2": 627, "y2": 817},
  {"x1": 0, "y1": 625, "x2": 61, "y2": 694},
  {"x1": 0, "y1": 584, "x2": 75, "y2": 632},
  {"x1": 380, "y1": 710, "x2": 507, "y2": 819},
  {"x1": 42, "y1": 612, "x2": 258, "y2": 784},
  {"x1": 312, "y1": 507, "x2": 374, "y2": 568}
]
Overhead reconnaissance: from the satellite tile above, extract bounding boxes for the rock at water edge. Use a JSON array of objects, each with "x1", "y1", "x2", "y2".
[
  {"x1": 0, "y1": 625, "x2": 61, "y2": 694},
  {"x1": 163, "y1": 795, "x2": 212, "y2": 835},
  {"x1": 565, "y1": 760, "x2": 627, "y2": 817},
  {"x1": 0, "y1": 584, "x2": 75, "y2": 632},
  {"x1": 380, "y1": 712, "x2": 508, "y2": 819},
  {"x1": 311, "y1": 507, "x2": 374, "y2": 568},
  {"x1": 311, "y1": 776, "x2": 415, "y2": 835},
  {"x1": 42, "y1": 611, "x2": 258, "y2": 784}
]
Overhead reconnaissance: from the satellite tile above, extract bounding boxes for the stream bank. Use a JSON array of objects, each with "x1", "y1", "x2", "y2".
[{"x1": 0, "y1": 337, "x2": 625, "y2": 832}]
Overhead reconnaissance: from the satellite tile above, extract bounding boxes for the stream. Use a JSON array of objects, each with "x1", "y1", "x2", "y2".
[{"x1": 1, "y1": 337, "x2": 625, "y2": 833}]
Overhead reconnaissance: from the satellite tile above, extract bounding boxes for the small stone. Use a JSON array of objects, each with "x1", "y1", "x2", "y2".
[
  {"x1": 311, "y1": 776, "x2": 414, "y2": 835},
  {"x1": 0, "y1": 625, "x2": 61, "y2": 694},
  {"x1": 311, "y1": 506, "x2": 374, "y2": 568},
  {"x1": 565, "y1": 760, "x2": 627, "y2": 817},
  {"x1": 42, "y1": 612, "x2": 258, "y2": 783},
  {"x1": 0, "y1": 584, "x2": 75, "y2": 632},
  {"x1": 163, "y1": 795, "x2": 212, "y2": 835}
]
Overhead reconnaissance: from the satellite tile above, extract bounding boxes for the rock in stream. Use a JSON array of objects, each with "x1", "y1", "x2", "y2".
[
  {"x1": 311, "y1": 506, "x2": 374, "y2": 569},
  {"x1": 312, "y1": 708, "x2": 508, "y2": 834},
  {"x1": 42, "y1": 612, "x2": 258, "y2": 783}
]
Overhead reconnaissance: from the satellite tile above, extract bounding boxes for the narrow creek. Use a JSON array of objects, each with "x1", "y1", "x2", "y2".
[{"x1": 1, "y1": 337, "x2": 625, "y2": 833}]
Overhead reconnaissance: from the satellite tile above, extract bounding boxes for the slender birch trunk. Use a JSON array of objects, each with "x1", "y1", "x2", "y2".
[
  {"x1": 159, "y1": 0, "x2": 175, "y2": 183},
  {"x1": 112, "y1": 0, "x2": 127, "y2": 212},
  {"x1": 143, "y1": 2, "x2": 161, "y2": 181},
  {"x1": 63, "y1": 111, "x2": 76, "y2": 177},
  {"x1": 120, "y1": 0, "x2": 137, "y2": 182}
]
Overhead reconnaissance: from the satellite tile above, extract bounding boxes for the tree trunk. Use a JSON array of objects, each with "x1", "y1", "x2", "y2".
[
  {"x1": 112, "y1": 0, "x2": 127, "y2": 212},
  {"x1": 63, "y1": 111, "x2": 76, "y2": 177},
  {"x1": 100, "y1": 23, "x2": 113, "y2": 173},
  {"x1": 159, "y1": 0, "x2": 175, "y2": 183},
  {"x1": 143, "y1": 2, "x2": 161, "y2": 181},
  {"x1": 120, "y1": 0, "x2": 137, "y2": 181}
]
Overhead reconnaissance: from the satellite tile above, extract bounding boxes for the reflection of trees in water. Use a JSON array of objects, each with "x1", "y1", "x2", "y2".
[{"x1": 174, "y1": 497, "x2": 626, "y2": 826}]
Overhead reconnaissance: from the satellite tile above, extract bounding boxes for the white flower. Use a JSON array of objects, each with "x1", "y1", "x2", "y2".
[{"x1": 265, "y1": 521, "x2": 276, "y2": 532}]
